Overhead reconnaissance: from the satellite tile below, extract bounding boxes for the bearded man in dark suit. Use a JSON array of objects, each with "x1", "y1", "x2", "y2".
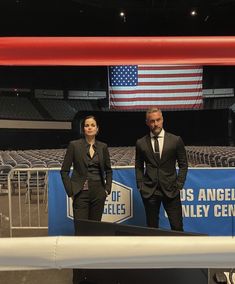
[{"x1": 135, "y1": 108, "x2": 188, "y2": 231}]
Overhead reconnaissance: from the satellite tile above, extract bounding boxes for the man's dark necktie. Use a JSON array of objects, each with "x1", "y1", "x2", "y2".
[{"x1": 154, "y1": 136, "x2": 160, "y2": 160}]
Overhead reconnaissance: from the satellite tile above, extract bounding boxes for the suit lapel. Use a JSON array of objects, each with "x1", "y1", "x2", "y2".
[
  {"x1": 78, "y1": 139, "x2": 88, "y2": 166},
  {"x1": 160, "y1": 132, "x2": 169, "y2": 164},
  {"x1": 96, "y1": 141, "x2": 104, "y2": 171}
]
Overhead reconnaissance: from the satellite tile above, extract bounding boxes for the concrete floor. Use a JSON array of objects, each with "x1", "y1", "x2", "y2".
[{"x1": 0, "y1": 269, "x2": 73, "y2": 284}]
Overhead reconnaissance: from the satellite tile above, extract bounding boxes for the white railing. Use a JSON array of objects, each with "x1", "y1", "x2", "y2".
[
  {"x1": 0, "y1": 236, "x2": 235, "y2": 271},
  {"x1": 6, "y1": 166, "x2": 129, "y2": 237},
  {"x1": 7, "y1": 167, "x2": 52, "y2": 237}
]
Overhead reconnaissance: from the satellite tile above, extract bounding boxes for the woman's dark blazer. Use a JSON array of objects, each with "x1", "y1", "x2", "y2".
[{"x1": 60, "y1": 139, "x2": 112, "y2": 197}]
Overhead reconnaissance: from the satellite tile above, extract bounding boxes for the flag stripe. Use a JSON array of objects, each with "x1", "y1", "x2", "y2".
[
  {"x1": 110, "y1": 101, "x2": 203, "y2": 106},
  {"x1": 111, "y1": 92, "x2": 202, "y2": 98},
  {"x1": 111, "y1": 96, "x2": 203, "y2": 102},
  {"x1": 110, "y1": 88, "x2": 202, "y2": 94},
  {"x1": 138, "y1": 65, "x2": 202, "y2": 70},
  {"x1": 109, "y1": 104, "x2": 203, "y2": 110},
  {"x1": 139, "y1": 80, "x2": 202, "y2": 86},
  {"x1": 139, "y1": 71, "x2": 202, "y2": 75},
  {"x1": 139, "y1": 77, "x2": 202, "y2": 83},
  {"x1": 139, "y1": 73, "x2": 202, "y2": 78},
  {"x1": 110, "y1": 99, "x2": 203, "y2": 105},
  {"x1": 110, "y1": 85, "x2": 202, "y2": 91}
]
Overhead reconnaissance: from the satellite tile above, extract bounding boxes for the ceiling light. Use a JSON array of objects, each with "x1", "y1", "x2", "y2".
[
  {"x1": 190, "y1": 9, "x2": 197, "y2": 16},
  {"x1": 119, "y1": 11, "x2": 126, "y2": 22}
]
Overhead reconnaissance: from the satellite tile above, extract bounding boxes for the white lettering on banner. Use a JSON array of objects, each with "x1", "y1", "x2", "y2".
[
  {"x1": 180, "y1": 188, "x2": 194, "y2": 201},
  {"x1": 111, "y1": 191, "x2": 121, "y2": 202},
  {"x1": 214, "y1": 204, "x2": 235, "y2": 217},
  {"x1": 103, "y1": 204, "x2": 126, "y2": 215},
  {"x1": 198, "y1": 188, "x2": 235, "y2": 201},
  {"x1": 182, "y1": 205, "x2": 210, "y2": 218},
  {"x1": 164, "y1": 205, "x2": 210, "y2": 218}
]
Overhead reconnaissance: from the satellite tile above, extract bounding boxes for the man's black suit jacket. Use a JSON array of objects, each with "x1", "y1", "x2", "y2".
[
  {"x1": 135, "y1": 132, "x2": 188, "y2": 199},
  {"x1": 60, "y1": 139, "x2": 112, "y2": 197}
]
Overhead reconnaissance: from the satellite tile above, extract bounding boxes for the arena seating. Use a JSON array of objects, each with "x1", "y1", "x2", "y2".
[
  {"x1": 0, "y1": 95, "x2": 235, "y2": 130},
  {"x1": 0, "y1": 95, "x2": 102, "y2": 121},
  {"x1": 1, "y1": 145, "x2": 235, "y2": 195},
  {"x1": 1, "y1": 147, "x2": 235, "y2": 172},
  {"x1": 38, "y1": 99, "x2": 77, "y2": 121},
  {"x1": 204, "y1": 97, "x2": 235, "y2": 109},
  {"x1": 66, "y1": 99, "x2": 100, "y2": 111},
  {"x1": 0, "y1": 96, "x2": 43, "y2": 120},
  {"x1": 186, "y1": 146, "x2": 235, "y2": 167}
]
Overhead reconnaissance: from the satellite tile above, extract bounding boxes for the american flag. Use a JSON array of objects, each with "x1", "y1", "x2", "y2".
[{"x1": 109, "y1": 65, "x2": 203, "y2": 110}]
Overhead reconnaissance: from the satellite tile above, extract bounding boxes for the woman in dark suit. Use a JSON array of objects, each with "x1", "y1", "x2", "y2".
[
  {"x1": 61, "y1": 115, "x2": 113, "y2": 283},
  {"x1": 60, "y1": 115, "x2": 112, "y2": 234}
]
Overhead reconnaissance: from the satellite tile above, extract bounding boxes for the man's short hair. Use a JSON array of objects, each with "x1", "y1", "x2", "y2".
[{"x1": 146, "y1": 108, "x2": 162, "y2": 120}]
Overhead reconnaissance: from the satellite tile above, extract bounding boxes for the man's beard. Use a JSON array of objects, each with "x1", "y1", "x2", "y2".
[{"x1": 152, "y1": 127, "x2": 161, "y2": 136}]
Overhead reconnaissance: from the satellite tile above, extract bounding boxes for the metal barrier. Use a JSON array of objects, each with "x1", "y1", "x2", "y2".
[{"x1": 7, "y1": 167, "x2": 52, "y2": 237}]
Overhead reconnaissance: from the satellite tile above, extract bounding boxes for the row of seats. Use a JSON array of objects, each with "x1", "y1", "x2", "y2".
[
  {"x1": 0, "y1": 149, "x2": 64, "y2": 192},
  {"x1": 186, "y1": 146, "x2": 235, "y2": 167},
  {"x1": 0, "y1": 149, "x2": 64, "y2": 168},
  {"x1": 1, "y1": 146, "x2": 235, "y2": 170}
]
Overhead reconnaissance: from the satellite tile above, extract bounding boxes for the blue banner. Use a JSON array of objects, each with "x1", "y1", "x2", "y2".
[{"x1": 48, "y1": 168, "x2": 235, "y2": 236}]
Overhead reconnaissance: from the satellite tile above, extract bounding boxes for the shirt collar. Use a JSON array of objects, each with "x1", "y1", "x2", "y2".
[{"x1": 84, "y1": 138, "x2": 97, "y2": 148}]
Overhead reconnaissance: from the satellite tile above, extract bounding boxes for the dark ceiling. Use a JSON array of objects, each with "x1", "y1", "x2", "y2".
[{"x1": 0, "y1": 0, "x2": 235, "y2": 36}]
